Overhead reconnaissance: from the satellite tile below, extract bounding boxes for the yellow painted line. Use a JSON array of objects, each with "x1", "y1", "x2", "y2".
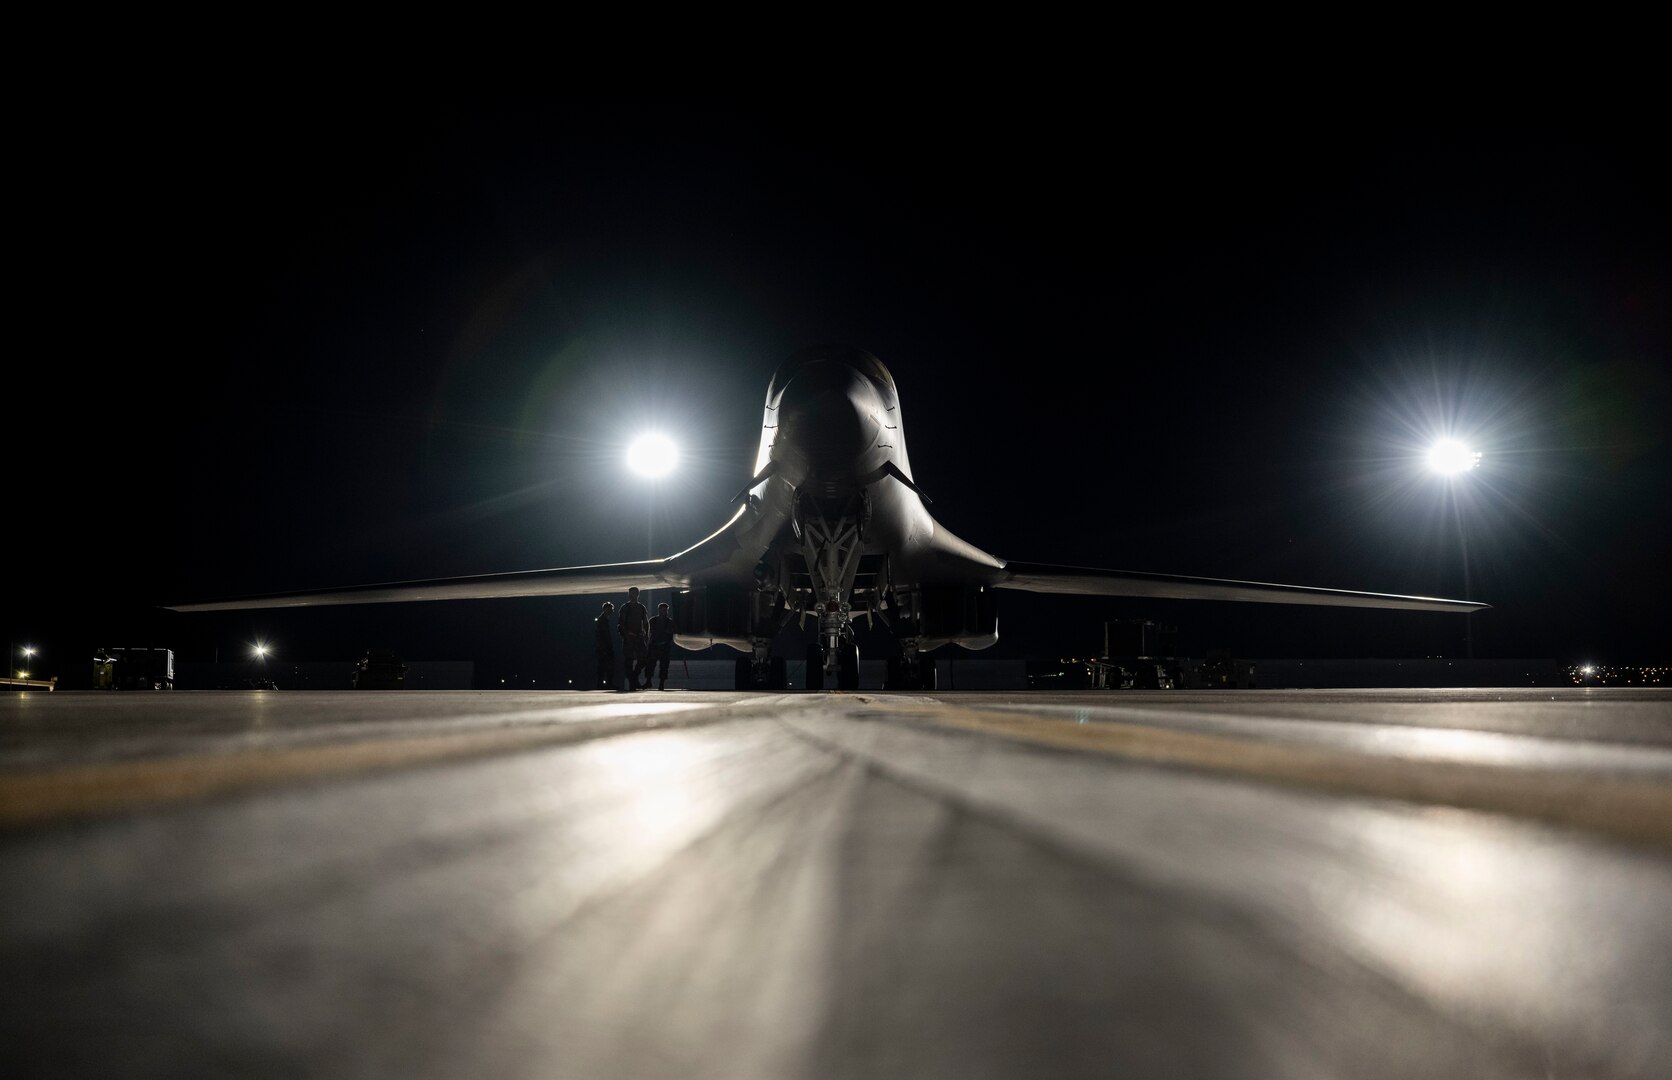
[
  {"x1": 902, "y1": 703, "x2": 1672, "y2": 849},
  {"x1": 0, "y1": 708, "x2": 720, "y2": 829}
]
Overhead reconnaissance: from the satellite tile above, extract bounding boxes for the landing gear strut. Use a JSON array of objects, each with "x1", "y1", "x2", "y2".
[
  {"x1": 884, "y1": 653, "x2": 936, "y2": 691},
  {"x1": 804, "y1": 638, "x2": 859, "y2": 690},
  {"x1": 794, "y1": 492, "x2": 870, "y2": 691}
]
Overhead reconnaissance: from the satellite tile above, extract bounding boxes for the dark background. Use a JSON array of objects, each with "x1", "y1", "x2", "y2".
[{"x1": 9, "y1": 92, "x2": 1668, "y2": 686}]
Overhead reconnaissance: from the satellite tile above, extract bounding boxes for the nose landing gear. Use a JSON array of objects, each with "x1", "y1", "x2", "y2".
[{"x1": 805, "y1": 638, "x2": 859, "y2": 691}]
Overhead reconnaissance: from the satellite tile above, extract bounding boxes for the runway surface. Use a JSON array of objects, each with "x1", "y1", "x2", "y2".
[{"x1": 3, "y1": 688, "x2": 1670, "y2": 1079}]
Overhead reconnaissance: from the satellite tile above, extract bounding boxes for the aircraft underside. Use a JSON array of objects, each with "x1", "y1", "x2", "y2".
[{"x1": 677, "y1": 488, "x2": 983, "y2": 691}]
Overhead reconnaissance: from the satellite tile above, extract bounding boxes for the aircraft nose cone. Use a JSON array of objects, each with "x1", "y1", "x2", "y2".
[{"x1": 775, "y1": 362, "x2": 884, "y2": 478}]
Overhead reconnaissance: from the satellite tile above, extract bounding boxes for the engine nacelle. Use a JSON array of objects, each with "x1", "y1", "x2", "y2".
[
  {"x1": 914, "y1": 584, "x2": 998, "y2": 651},
  {"x1": 672, "y1": 584, "x2": 755, "y2": 652}
]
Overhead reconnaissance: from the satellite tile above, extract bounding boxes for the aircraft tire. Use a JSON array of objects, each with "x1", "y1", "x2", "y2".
[
  {"x1": 889, "y1": 656, "x2": 935, "y2": 691},
  {"x1": 769, "y1": 656, "x2": 787, "y2": 691},
  {"x1": 734, "y1": 658, "x2": 753, "y2": 691},
  {"x1": 804, "y1": 643, "x2": 824, "y2": 691},
  {"x1": 837, "y1": 642, "x2": 860, "y2": 691}
]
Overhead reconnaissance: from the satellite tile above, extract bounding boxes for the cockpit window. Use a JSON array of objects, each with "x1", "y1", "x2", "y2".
[{"x1": 766, "y1": 345, "x2": 896, "y2": 405}]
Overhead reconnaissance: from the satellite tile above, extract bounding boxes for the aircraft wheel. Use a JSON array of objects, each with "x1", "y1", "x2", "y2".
[
  {"x1": 769, "y1": 656, "x2": 787, "y2": 691},
  {"x1": 884, "y1": 656, "x2": 902, "y2": 690},
  {"x1": 837, "y1": 642, "x2": 860, "y2": 691},
  {"x1": 734, "y1": 658, "x2": 753, "y2": 691},
  {"x1": 915, "y1": 661, "x2": 937, "y2": 691},
  {"x1": 804, "y1": 643, "x2": 824, "y2": 691}
]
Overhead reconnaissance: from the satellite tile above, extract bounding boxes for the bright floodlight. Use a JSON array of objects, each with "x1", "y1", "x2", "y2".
[
  {"x1": 252, "y1": 643, "x2": 269, "y2": 659},
  {"x1": 626, "y1": 433, "x2": 679, "y2": 478},
  {"x1": 1426, "y1": 437, "x2": 1481, "y2": 475}
]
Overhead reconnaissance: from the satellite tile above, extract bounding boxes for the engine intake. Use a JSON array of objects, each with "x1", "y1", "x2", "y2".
[{"x1": 914, "y1": 584, "x2": 998, "y2": 651}]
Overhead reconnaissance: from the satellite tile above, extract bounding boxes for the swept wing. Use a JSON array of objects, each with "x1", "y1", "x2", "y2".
[{"x1": 991, "y1": 561, "x2": 1487, "y2": 613}]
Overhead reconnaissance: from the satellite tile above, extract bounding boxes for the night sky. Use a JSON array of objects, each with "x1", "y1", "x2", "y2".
[{"x1": 10, "y1": 94, "x2": 1669, "y2": 686}]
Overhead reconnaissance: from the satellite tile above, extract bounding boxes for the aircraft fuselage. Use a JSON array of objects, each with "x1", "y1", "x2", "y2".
[{"x1": 662, "y1": 346, "x2": 1001, "y2": 687}]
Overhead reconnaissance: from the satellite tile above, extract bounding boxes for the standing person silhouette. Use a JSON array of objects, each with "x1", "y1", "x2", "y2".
[
  {"x1": 594, "y1": 602, "x2": 616, "y2": 690},
  {"x1": 647, "y1": 602, "x2": 675, "y2": 690},
  {"x1": 618, "y1": 587, "x2": 650, "y2": 690}
]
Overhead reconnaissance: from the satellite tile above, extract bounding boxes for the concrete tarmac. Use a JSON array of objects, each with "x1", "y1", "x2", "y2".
[{"x1": 3, "y1": 688, "x2": 1670, "y2": 1079}]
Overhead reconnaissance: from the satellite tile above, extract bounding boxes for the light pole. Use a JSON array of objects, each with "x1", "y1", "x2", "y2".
[
  {"x1": 252, "y1": 641, "x2": 271, "y2": 689},
  {"x1": 626, "y1": 432, "x2": 679, "y2": 610},
  {"x1": 1427, "y1": 437, "x2": 1481, "y2": 658}
]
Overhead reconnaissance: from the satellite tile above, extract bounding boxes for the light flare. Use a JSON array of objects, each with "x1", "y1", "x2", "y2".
[
  {"x1": 1426, "y1": 437, "x2": 1482, "y2": 475},
  {"x1": 626, "y1": 433, "x2": 680, "y2": 478}
]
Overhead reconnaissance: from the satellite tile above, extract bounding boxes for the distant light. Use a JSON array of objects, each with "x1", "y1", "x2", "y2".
[
  {"x1": 1581, "y1": 664, "x2": 1596, "y2": 675},
  {"x1": 21, "y1": 646, "x2": 35, "y2": 658},
  {"x1": 1426, "y1": 438, "x2": 1481, "y2": 475},
  {"x1": 252, "y1": 643, "x2": 270, "y2": 659},
  {"x1": 626, "y1": 433, "x2": 679, "y2": 478}
]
